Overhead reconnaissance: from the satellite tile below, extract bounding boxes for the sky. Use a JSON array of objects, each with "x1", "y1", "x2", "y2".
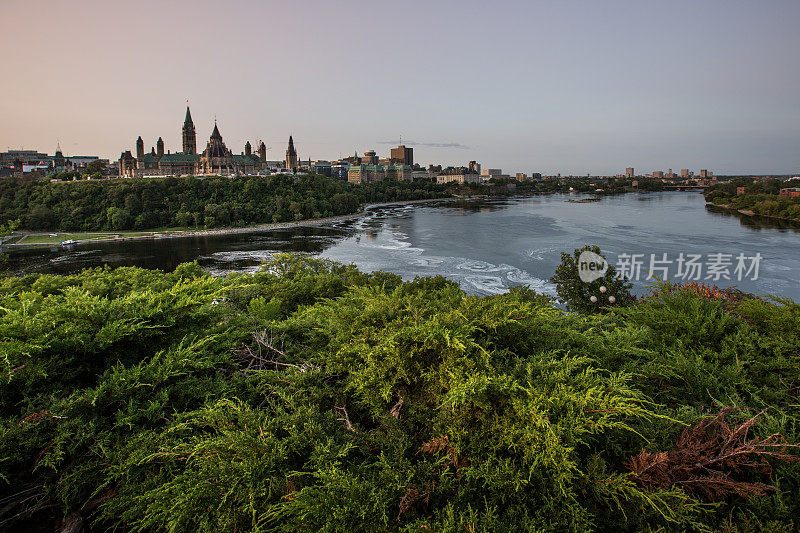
[{"x1": 1, "y1": 0, "x2": 798, "y2": 176}]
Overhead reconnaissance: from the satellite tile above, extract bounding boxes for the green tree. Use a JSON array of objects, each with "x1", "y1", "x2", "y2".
[
  {"x1": 550, "y1": 244, "x2": 634, "y2": 313},
  {"x1": 107, "y1": 207, "x2": 132, "y2": 230},
  {"x1": 26, "y1": 205, "x2": 56, "y2": 230},
  {"x1": 83, "y1": 160, "x2": 107, "y2": 176}
]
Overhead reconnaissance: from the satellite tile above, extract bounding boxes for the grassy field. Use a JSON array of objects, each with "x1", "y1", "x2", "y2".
[
  {"x1": 16, "y1": 228, "x2": 204, "y2": 245},
  {"x1": 20, "y1": 233, "x2": 119, "y2": 244}
]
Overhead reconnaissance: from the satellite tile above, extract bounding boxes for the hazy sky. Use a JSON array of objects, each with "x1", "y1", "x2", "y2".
[{"x1": 1, "y1": 0, "x2": 798, "y2": 175}]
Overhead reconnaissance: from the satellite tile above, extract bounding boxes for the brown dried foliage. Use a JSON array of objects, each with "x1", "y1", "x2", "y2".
[
  {"x1": 627, "y1": 408, "x2": 800, "y2": 501},
  {"x1": 397, "y1": 481, "x2": 434, "y2": 520},
  {"x1": 19, "y1": 410, "x2": 66, "y2": 425},
  {"x1": 418, "y1": 435, "x2": 470, "y2": 471}
]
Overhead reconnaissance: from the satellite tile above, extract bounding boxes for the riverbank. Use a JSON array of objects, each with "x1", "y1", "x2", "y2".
[
  {"x1": 708, "y1": 202, "x2": 800, "y2": 224},
  {"x1": 6, "y1": 198, "x2": 456, "y2": 248}
]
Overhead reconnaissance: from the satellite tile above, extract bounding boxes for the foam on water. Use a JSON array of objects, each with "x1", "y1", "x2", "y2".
[{"x1": 322, "y1": 220, "x2": 556, "y2": 296}]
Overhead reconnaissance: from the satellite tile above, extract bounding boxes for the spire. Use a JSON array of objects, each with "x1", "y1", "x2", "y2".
[
  {"x1": 182, "y1": 105, "x2": 197, "y2": 155},
  {"x1": 211, "y1": 121, "x2": 222, "y2": 141}
]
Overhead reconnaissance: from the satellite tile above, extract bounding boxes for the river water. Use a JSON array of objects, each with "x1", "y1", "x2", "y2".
[{"x1": 5, "y1": 192, "x2": 800, "y2": 300}]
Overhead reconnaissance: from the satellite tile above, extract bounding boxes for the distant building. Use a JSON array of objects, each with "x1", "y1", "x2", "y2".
[
  {"x1": 653, "y1": 171, "x2": 664, "y2": 179},
  {"x1": 0, "y1": 146, "x2": 106, "y2": 175},
  {"x1": 362, "y1": 150, "x2": 379, "y2": 165},
  {"x1": 310, "y1": 160, "x2": 332, "y2": 176},
  {"x1": 119, "y1": 106, "x2": 265, "y2": 177},
  {"x1": 625, "y1": 167, "x2": 634, "y2": 179},
  {"x1": 198, "y1": 122, "x2": 233, "y2": 175},
  {"x1": 182, "y1": 107, "x2": 197, "y2": 155},
  {"x1": 681, "y1": 169, "x2": 690, "y2": 178},
  {"x1": 348, "y1": 164, "x2": 412, "y2": 184},
  {"x1": 436, "y1": 174, "x2": 481, "y2": 184},
  {"x1": 0, "y1": 150, "x2": 49, "y2": 166},
  {"x1": 481, "y1": 168, "x2": 503, "y2": 179},
  {"x1": 285, "y1": 136, "x2": 298, "y2": 172},
  {"x1": 779, "y1": 188, "x2": 800, "y2": 198},
  {"x1": 390, "y1": 145, "x2": 413, "y2": 166},
  {"x1": 468, "y1": 160, "x2": 481, "y2": 174}
]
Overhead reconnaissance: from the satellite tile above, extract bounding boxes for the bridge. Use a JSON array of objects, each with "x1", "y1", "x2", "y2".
[{"x1": 661, "y1": 184, "x2": 708, "y2": 191}]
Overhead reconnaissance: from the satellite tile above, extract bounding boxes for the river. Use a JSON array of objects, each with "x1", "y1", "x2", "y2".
[{"x1": 5, "y1": 192, "x2": 800, "y2": 300}]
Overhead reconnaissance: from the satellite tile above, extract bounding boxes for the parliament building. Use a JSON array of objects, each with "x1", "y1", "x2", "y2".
[{"x1": 118, "y1": 107, "x2": 268, "y2": 177}]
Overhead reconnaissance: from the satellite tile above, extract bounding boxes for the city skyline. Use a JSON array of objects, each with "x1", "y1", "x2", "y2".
[{"x1": 1, "y1": 0, "x2": 799, "y2": 175}]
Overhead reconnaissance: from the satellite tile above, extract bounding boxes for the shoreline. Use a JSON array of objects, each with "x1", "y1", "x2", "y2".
[
  {"x1": 5, "y1": 191, "x2": 702, "y2": 249},
  {"x1": 708, "y1": 202, "x2": 800, "y2": 224},
  {"x1": 6, "y1": 198, "x2": 457, "y2": 248}
]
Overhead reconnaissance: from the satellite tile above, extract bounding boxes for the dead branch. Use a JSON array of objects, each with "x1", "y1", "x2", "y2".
[
  {"x1": 627, "y1": 408, "x2": 800, "y2": 501},
  {"x1": 234, "y1": 330, "x2": 318, "y2": 373},
  {"x1": 390, "y1": 393, "x2": 404, "y2": 419},
  {"x1": 335, "y1": 406, "x2": 354, "y2": 431}
]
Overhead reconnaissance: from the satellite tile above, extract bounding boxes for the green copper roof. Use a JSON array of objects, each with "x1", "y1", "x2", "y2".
[{"x1": 159, "y1": 153, "x2": 200, "y2": 163}]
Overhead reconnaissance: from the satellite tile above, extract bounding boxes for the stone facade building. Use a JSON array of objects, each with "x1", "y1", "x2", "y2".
[
  {"x1": 285, "y1": 136, "x2": 298, "y2": 172},
  {"x1": 348, "y1": 163, "x2": 413, "y2": 184},
  {"x1": 118, "y1": 106, "x2": 267, "y2": 177}
]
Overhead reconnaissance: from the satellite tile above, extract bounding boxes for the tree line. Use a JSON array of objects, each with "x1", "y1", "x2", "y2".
[
  {"x1": 0, "y1": 175, "x2": 449, "y2": 232},
  {"x1": 705, "y1": 178, "x2": 800, "y2": 221}
]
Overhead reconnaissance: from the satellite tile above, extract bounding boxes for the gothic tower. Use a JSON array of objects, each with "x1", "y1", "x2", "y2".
[
  {"x1": 258, "y1": 141, "x2": 267, "y2": 162},
  {"x1": 286, "y1": 135, "x2": 298, "y2": 172},
  {"x1": 245, "y1": 141, "x2": 252, "y2": 156},
  {"x1": 136, "y1": 136, "x2": 144, "y2": 160},
  {"x1": 157, "y1": 137, "x2": 164, "y2": 157},
  {"x1": 182, "y1": 106, "x2": 197, "y2": 155}
]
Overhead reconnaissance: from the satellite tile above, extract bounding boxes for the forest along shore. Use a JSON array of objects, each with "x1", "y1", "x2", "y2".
[
  {"x1": 709, "y1": 202, "x2": 800, "y2": 223},
  {"x1": 7, "y1": 198, "x2": 455, "y2": 247}
]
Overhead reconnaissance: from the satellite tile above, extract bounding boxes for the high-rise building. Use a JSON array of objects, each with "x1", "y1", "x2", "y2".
[
  {"x1": 390, "y1": 145, "x2": 413, "y2": 166},
  {"x1": 362, "y1": 150, "x2": 379, "y2": 165},
  {"x1": 625, "y1": 167, "x2": 634, "y2": 179},
  {"x1": 681, "y1": 169, "x2": 689, "y2": 178},
  {"x1": 468, "y1": 160, "x2": 481, "y2": 174},
  {"x1": 481, "y1": 168, "x2": 503, "y2": 180},
  {"x1": 700, "y1": 169, "x2": 709, "y2": 178},
  {"x1": 182, "y1": 106, "x2": 197, "y2": 155},
  {"x1": 286, "y1": 136, "x2": 298, "y2": 171}
]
